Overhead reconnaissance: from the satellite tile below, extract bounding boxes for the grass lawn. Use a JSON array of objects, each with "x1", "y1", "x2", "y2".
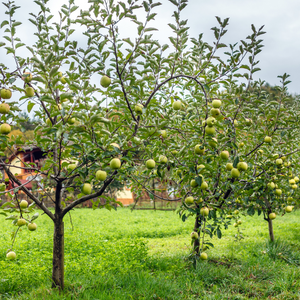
[{"x1": 0, "y1": 207, "x2": 300, "y2": 299}]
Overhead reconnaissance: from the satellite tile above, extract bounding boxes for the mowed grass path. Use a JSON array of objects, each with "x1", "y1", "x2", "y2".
[{"x1": 1, "y1": 208, "x2": 300, "y2": 299}]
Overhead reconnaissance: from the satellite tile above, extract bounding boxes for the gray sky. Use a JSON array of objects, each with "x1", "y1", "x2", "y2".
[{"x1": 1, "y1": 0, "x2": 299, "y2": 94}]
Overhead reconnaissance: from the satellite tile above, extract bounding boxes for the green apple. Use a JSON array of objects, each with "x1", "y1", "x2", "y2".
[
  {"x1": 6, "y1": 251, "x2": 16, "y2": 260},
  {"x1": 60, "y1": 77, "x2": 67, "y2": 84},
  {"x1": 220, "y1": 151, "x2": 229, "y2": 160},
  {"x1": 25, "y1": 87, "x2": 35, "y2": 97},
  {"x1": 146, "y1": 159, "x2": 156, "y2": 169},
  {"x1": 237, "y1": 162, "x2": 248, "y2": 171},
  {"x1": 134, "y1": 104, "x2": 143, "y2": 114},
  {"x1": 275, "y1": 189, "x2": 282, "y2": 196},
  {"x1": 291, "y1": 184, "x2": 298, "y2": 189},
  {"x1": 245, "y1": 118, "x2": 252, "y2": 126},
  {"x1": 206, "y1": 117, "x2": 216, "y2": 127},
  {"x1": 233, "y1": 209, "x2": 239, "y2": 215},
  {"x1": 191, "y1": 231, "x2": 198, "y2": 239},
  {"x1": 110, "y1": 158, "x2": 121, "y2": 169},
  {"x1": 194, "y1": 144, "x2": 205, "y2": 155},
  {"x1": 210, "y1": 108, "x2": 220, "y2": 118},
  {"x1": 231, "y1": 168, "x2": 240, "y2": 178},
  {"x1": 185, "y1": 196, "x2": 194, "y2": 205},
  {"x1": 0, "y1": 103, "x2": 10, "y2": 114},
  {"x1": 0, "y1": 182, "x2": 6, "y2": 191},
  {"x1": 294, "y1": 176, "x2": 299, "y2": 183},
  {"x1": 190, "y1": 179, "x2": 198, "y2": 188},
  {"x1": 100, "y1": 75, "x2": 111, "y2": 88},
  {"x1": 226, "y1": 163, "x2": 233, "y2": 171},
  {"x1": 67, "y1": 163, "x2": 77, "y2": 171},
  {"x1": 28, "y1": 223, "x2": 37, "y2": 231},
  {"x1": 159, "y1": 155, "x2": 168, "y2": 164},
  {"x1": 200, "y1": 252, "x2": 208, "y2": 260},
  {"x1": 68, "y1": 117, "x2": 76, "y2": 125},
  {"x1": 289, "y1": 179, "x2": 295, "y2": 185},
  {"x1": 267, "y1": 182, "x2": 275, "y2": 189},
  {"x1": 19, "y1": 200, "x2": 28, "y2": 209},
  {"x1": 258, "y1": 149, "x2": 264, "y2": 155},
  {"x1": 208, "y1": 138, "x2": 218, "y2": 148},
  {"x1": 237, "y1": 220, "x2": 242, "y2": 225},
  {"x1": 96, "y1": 170, "x2": 107, "y2": 181},
  {"x1": 171, "y1": 150, "x2": 178, "y2": 155},
  {"x1": 264, "y1": 136, "x2": 272, "y2": 143},
  {"x1": 233, "y1": 223, "x2": 238, "y2": 227},
  {"x1": 234, "y1": 120, "x2": 238, "y2": 127},
  {"x1": 82, "y1": 183, "x2": 92, "y2": 195},
  {"x1": 239, "y1": 142, "x2": 244, "y2": 148},
  {"x1": 17, "y1": 219, "x2": 27, "y2": 227},
  {"x1": 22, "y1": 72, "x2": 33, "y2": 83},
  {"x1": 269, "y1": 213, "x2": 276, "y2": 220},
  {"x1": 212, "y1": 99, "x2": 222, "y2": 108},
  {"x1": 276, "y1": 159, "x2": 283, "y2": 166},
  {"x1": 205, "y1": 126, "x2": 215, "y2": 135},
  {"x1": 172, "y1": 100, "x2": 182, "y2": 110},
  {"x1": 200, "y1": 181, "x2": 208, "y2": 190},
  {"x1": 0, "y1": 123, "x2": 11, "y2": 135},
  {"x1": 285, "y1": 206, "x2": 293, "y2": 213},
  {"x1": 160, "y1": 130, "x2": 167, "y2": 138},
  {"x1": 46, "y1": 118, "x2": 52, "y2": 126},
  {"x1": 200, "y1": 207, "x2": 209, "y2": 216},
  {"x1": 0, "y1": 88, "x2": 12, "y2": 99}
]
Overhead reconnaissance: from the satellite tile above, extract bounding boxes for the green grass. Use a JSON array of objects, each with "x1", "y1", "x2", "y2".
[{"x1": 1, "y1": 208, "x2": 300, "y2": 299}]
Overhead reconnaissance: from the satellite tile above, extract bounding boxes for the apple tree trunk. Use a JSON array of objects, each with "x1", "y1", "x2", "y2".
[
  {"x1": 268, "y1": 218, "x2": 275, "y2": 242},
  {"x1": 52, "y1": 219, "x2": 64, "y2": 289},
  {"x1": 193, "y1": 212, "x2": 201, "y2": 255}
]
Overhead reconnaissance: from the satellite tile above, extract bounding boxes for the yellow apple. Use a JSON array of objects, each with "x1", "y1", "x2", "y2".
[
  {"x1": 275, "y1": 189, "x2": 282, "y2": 196},
  {"x1": 19, "y1": 200, "x2": 28, "y2": 209},
  {"x1": 160, "y1": 130, "x2": 167, "y2": 138},
  {"x1": 110, "y1": 158, "x2": 121, "y2": 169},
  {"x1": 17, "y1": 219, "x2": 27, "y2": 226},
  {"x1": 28, "y1": 223, "x2": 37, "y2": 231},
  {"x1": 185, "y1": 196, "x2": 194, "y2": 205},
  {"x1": 200, "y1": 252, "x2": 208, "y2": 260},
  {"x1": 82, "y1": 183, "x2": 92, "y2": 195},
  {"x1": 0, "y1": 103, "x2": 10, "y2": 114},
  {"x1": 0, "y1": 123, "x2": 11, "y2": 135},
  {"x1": 22, "y1": 72, "x2": 33, "y2": 83},
  {"x1": 269, "y1": 212, "x2": 276, "y2": 220},
  {"x1": 0, "y1": 88, "x2": 12, "y2": 99},
  {"x1": 191, "y1": 231, "x2": 198, "y2": 239},
  {"x1": 264, "y1": 136, "x2": 272, "y2": 143},
  {"x1": 134, "y1": 104, "x2": 143, "y2": 114},
  {"x1": 6, "y1": 251, "x2": 16, "y2": 260},
  {"x1": 96, "y1": 170, "x2": 107, "y2": 181},
  {"x1": 200, "y1": 207, "x2": 209, "y2": 216}
]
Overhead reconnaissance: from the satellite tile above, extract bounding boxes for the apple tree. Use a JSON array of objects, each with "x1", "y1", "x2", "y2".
[{"x1": 0, "y1": 0, "x2": 300, "y2": 290}]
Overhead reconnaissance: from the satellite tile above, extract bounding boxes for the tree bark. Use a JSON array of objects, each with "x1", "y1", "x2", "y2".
[
  {"x1": 52, "y1": 219, "x2": 64, "y2": 289},
  {"x1": 193, "y1": 212, "x2": 201, "y2": 255},
  {"x1": 268, "y1": 218, "x2": 275, "y2": 242}
]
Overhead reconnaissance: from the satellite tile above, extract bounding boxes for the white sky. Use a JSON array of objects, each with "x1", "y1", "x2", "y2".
[{"x1": 1, "y1": 0, "x2": 299, "y2": 94}]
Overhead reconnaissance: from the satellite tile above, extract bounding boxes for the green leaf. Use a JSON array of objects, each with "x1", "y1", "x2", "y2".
[{"x1": 27, "y1": 102, "x2": 35, "y2": 113}]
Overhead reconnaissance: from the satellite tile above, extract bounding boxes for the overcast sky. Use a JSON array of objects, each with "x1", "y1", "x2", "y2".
[{"x1": 1, "y1": 0, "x2": 299, "y2": 94}]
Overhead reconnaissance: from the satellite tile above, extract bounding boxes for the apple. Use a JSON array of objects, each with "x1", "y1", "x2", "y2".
[
  {"x1": 267, "y1": 182, "x2": 275, "y2": 189},
  {"x1": 25, "y1": 87, "x2": 35, "y2": 97},
  {"x1": 110, "y1": 158, "x2": 121, "y2": 169},
  {"x1": 171, "y1": 150, "x2": 178, "y2": 155},
  {"x1": 212, "y1": 99, "x2": 222, "y2": 108},
  {"x1": 200, "y1": 207, "x2": 209, "y2": 216},
  {"x1": 172, "y1": 100, "x2": 182, "y2": 110},
  {"x1": 0, "y1": 123, "x2": 11, "y2": 135},
  {"x1": 275, "y1": 189, "x2": 282, "y2": 196},
  {"x1": 205, "y1": 126, "x2": 215, "y2": 135},
  {"x1": 258, "y1": 149, "x2": 264, "y2": 155},
  {"x1": 17, "y1": 219, "x2": 27, "y2": 227},
  {"x1": 22, "y1": 72, "x2": 33, "y2": 83},
  {"x1": 28, "y1": 223, "x2": 37, "y2": 231},
  {"x1": 194, "y1": 144, "x2": 205, "y2": 155},
  {"x1": 46, "y1": 118, "x2": 52, "y2": 126},
  {"x1": 285, "y1": 206, "x2": 293, "y2": 213},
  {"x1": 58, "y1": 72, "x2": 63, "y2": 77},
  {"x1": 245, "y1": 118, "x2": 252, "y2": 126},
  {"x1": 190, "y1": 179, "x2": 198, "y2": 188},
  {"x1": 67, "y1": 163, "x2": 77, "y2": 171},
  {"x1": 200, "y1": 252, "x2": 208, "y2": 260},
  {"x1": 237, "y1": 220, "x2": 242, "y2": 225},
  {"x1": 200, "y1": 181, "x2": 208, "y2": 190},
  {"x1": 208, "y1": 138, "x2": 218, "y2": 147},
  {"x1": 134, "y1": 104, "x2": 143, "y2": 114},
  {"x1": 0, "y1": 103, "x2": 10, "y2": 114},
  {"x1": 100, "y1": 75, "x2": 111, "y2": 88},
  {"x1": 146, "y1": 159, "x2": 156, "y2": 169},
  {"x1": 276, "y1": 159, "x2": 283, "y2": 166},
  {"x1": 160, "y1": 130, "x2": 167, "y2": 138},
  {"x1": 60, "y1": 77, "x2": 67, "y2": 84},
  {"x1": 289, "y1": 179, "x2": 295, "y2": 185},
  {"x1": 6, "y1": 251, "x2": 16, "y2": 260},
  {"x1": 294, "y1": 176, "x2": 299, "y2": 183},
  {"x1": 233, "y1": 223, "x2": 238, "y2": 227},
  {"x1": 264, "y1": 136, "x2": 272, "y2": 143},
  {"x1": 206, "y1": 117, "x2": 216, "y2": 127},
  {"x1": 233, "y1": 210, "x2": 239, "y2": 215},
  {"x1": 185, "y1": 196, "x2": 194, "y2": 205},
  {"x1": 234, "y1": 120, "x2": 238, "y2": 127},
  {"x1": 291, "y1": 184, "x2": 298, "y2": 189},
  {"x1": 220, "y1": 151, "x2": 229, "y2": 160},
  {"x1": 191, "y1": 231, "x2": 198, "y2": 239},
  {"x1": 239, "y1": 142, "x2": 244, "y2": 148},
  {"x1": 287, "y1": 196, "x2": 293, "y2": 203},
  {"x1": 82, "y1": 183, "x2": 92, "y2": 195},
  {"x1": 110, "y1": 143, "x2": 120, "y2": 149},
  {"x1": 226, "y1": 163, "x2": 233, "y2": 171},
  {"x1": 231, "y1": 168, "x2": 240, "y2": 178},
  {"x1": 269, "y1": 213, "x2": 276, "y2": 220},
  {"x1": 0, "y1": 88, "x2": 12, "y2": 99},
  {"x1": 19, "y1": 200, "x2": 28, "y2": 209},
  {"x1": 96, "y1": 170, "x2": 107, "y2": 181},
  {"x1": 210, "y1": 108, "x2": 220, "y2": 118},
  {"x1": 68, "y1": 117, "x2": 76, "y2": 125},
  {"x1": 197, "y1": 164, "x2": 205, "y2": 170},
  {"x1": 237, "y1": 162, "x2": 248, "y2": 171},
  {"x1": 159, "y1": 155, "x2": 168, "y2": 164}
]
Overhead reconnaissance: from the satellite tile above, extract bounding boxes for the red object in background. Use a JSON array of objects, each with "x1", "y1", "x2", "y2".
[{"x1": 8, "y1": 179, "x2": 32, "y2": 192}]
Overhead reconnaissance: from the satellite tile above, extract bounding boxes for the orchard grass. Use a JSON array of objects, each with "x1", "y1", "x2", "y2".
[{"x1": 1, "y1": 208, "x2": 300, "y2": 299}]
